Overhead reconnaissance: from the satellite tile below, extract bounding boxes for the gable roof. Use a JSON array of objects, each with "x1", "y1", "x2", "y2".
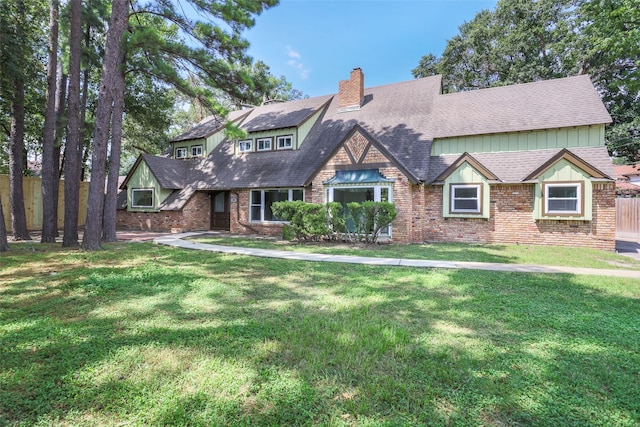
[
  {"x1": 120, "y1": 153, "x2": 192, "y2": 190},
  {"x1": 171, "y1": 110, "x2": 250, "y2": 142},
  {"x1": 431, "y1": 75, "x2": 612, "y2": 139},
  {"x1": 240, "y1": 96, "x2": 333, "y2": 132},
  {"x1": 124, "y1": 73, "x2": 613, "y2": 202},
  {"x1": 428, "y1": 146, "x2": 614, "y2": 184},
  {"x1": 433, "y1": 152, "x2": 499, "y2": 182}
]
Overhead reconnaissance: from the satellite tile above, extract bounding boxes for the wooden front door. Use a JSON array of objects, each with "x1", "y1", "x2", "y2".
[{"x1": 210, "y1": 191, "x2": 230, "y2": 230}]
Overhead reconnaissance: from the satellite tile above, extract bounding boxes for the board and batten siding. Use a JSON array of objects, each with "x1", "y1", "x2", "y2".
[
  {"x1": 432, "y1": 126, "x2": 605, "y2": 156},
  {"x1": 297, "y1": 106, "x2": 325, "y2": 148},
  {"x1": 126, "y1": 161, "x2": 172, "y2": 211},
  {"x1": 532, "y1": 158, "x2": 593, "y2": 221},
  {"x1": 442, "y1": 162, "x2": 491, "y2": 219}
]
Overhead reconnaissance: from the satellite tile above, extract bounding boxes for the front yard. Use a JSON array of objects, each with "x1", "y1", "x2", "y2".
[{"x1": 1, "y1": 242, "x2": 639, "y2": 426}]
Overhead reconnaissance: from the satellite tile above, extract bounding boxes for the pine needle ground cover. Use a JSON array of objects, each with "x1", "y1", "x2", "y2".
[{"x1": 1, "y1": 243, "x2": 639, "y2": 426}]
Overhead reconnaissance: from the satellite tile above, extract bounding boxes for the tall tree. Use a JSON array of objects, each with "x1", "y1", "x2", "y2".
[
  {"x1": 0, "y1": 196, "x2": 9, "y2": 251},
  {"x1": 41, "y1": 0, "x2": 60, "y2": 243},
  {"x1": 412, "y1": 0, "x2": 640, "y2": 161},
  {"x1": 62, "y1": 0, "x2": 83, "y2": 247},
  {"x1": 8, "y1": 0, "x2": 31, "y2": 241},
  {"x1": 82, "y1": 0, "x2": 129, "y2": 250},
  {"x1": 102, "y1": 43, "x2": 127, "y2": 242}
]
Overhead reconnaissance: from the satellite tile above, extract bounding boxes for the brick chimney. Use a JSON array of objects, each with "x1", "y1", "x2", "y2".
[{"x1": 338, "y1": 68, "x2": 364, "y2": 112}]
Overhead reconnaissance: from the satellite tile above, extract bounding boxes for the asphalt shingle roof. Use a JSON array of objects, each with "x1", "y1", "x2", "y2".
[
  {"x1": 171, "y1": 110, "x2": 250, "y2": 142},
  {"x1": 428, "y1": 146, "x2": 614, "y2": 183},
  {"x1": 431, "y1": 75, "x2": 611, "y2": 138},
  {"x1": 129, "y1": 73, "x2": 614, "y2": 209}
]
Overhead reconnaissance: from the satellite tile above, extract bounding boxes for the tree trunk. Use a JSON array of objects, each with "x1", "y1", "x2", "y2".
[
  {"x1": 0, "y1": 196, "x2": 9, "y2": 252},
  {"x1": 8, "y1": 0, "x2": 30, "y2": 241},
  {"x1": 102, "y1": 51, "x2": 126, "y2": 243},
  {"x1": 62, "y1": 0, "x2": 83, "y2": 248},
  {"x1": 41, "y1": 0, "x2": 60, "y2": 243},
  {"x1": 53, "y1": 71, "x2": 68, "y2": 236},
  {"x1": 82, "y1": 0, "x2": 129, "y2": 250},
  {"x1": 9, "y1": 77, "x2": 31, "y2": 241}
]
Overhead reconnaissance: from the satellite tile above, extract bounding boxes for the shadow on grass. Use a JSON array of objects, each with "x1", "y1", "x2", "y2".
[{"x1": 1, "y1": 244, "x2": 639, "y2": 425}]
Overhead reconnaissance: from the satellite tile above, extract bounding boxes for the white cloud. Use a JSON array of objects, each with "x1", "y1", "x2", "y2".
[{"x1": 285, "y1": 46, "x2": 310, "y2": 80}]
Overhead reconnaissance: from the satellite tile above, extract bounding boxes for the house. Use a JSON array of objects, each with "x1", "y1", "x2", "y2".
[
  {"x1": 613, "y1": 164, "x2": 640, "y2": 197},
  {"x1": 118, "y1": 68, "x2": 616, "y2": 250}
]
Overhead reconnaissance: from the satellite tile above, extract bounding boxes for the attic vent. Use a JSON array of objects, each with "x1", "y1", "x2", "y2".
[{"x1": 338, "y1": 68, "x2": 364, "y2": 112}]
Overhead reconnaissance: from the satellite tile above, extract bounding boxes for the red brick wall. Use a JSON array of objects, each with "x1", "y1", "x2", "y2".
[
  {"x1": 117, "y1": 191, "x2": 210, "y2": 232},
  {"x1": 228, "y1": 189, "x2": 288, "y2": 237},
  {"x1": 117, "y1": 154, "x2": 616, "y2": 250},
  {"x1": 422, "y1": 183, "x2": 616, "y2": 251}
]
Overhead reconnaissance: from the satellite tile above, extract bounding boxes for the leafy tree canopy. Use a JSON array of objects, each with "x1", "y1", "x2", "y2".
[{"x1": 412, "y1": 0, "x2": 640, "y2": 162}]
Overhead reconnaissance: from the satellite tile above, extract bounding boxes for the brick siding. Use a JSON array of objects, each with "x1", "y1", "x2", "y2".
[
  {"x1": 118, "y1": 137, "x2": 616, "y2": 250},
  {"x1": 117, "y1": 191, "x2": 210, "y2": 233}
]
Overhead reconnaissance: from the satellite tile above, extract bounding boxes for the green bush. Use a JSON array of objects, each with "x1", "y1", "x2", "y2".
[
  {"x1": 347, "y1": 201, "x2": 397, "y2": 243},
  {"x1": 272, "y1": 200, "x2": 397, "y2": 243}
]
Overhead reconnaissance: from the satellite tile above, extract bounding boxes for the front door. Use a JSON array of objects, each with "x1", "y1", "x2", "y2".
[{"x1": 211, "y1": 191, "x2": 230, "y2": 230}]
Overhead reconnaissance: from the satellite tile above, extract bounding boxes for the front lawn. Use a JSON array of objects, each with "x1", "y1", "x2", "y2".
[
  {"x1": 189, "y1": 234, "x2": 640, "y2": 270},
  {"x1": 1, "y1": 243, "x2": 639, "y2": 426}
]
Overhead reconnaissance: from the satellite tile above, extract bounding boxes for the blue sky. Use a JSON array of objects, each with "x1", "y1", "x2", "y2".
[{"x1": 243, "y1": 0, "x2": 498, "y2": 97}]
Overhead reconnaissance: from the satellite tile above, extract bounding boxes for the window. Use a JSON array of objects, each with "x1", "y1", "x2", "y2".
[
  {"x1": 191, "y1": 145, "x2": 203, "y2": 157},
  {"x1": 450, "y1": 184, "x2": 481, "y2": 213},
  {"x1": 277, "y1": 135, "x2": 293, "y2": 150},
  {"x1": 175, "y1": 147, "x2": 187, "y2": 159},
  {"x1": 132, "y1": 189, "x2": 154, "y2": 208},
  {"x1": 238, "y1": 139, "x2": 252, "y2": 152},
  {"x1": 250, "y1": 189, "x2": 304, "y2": 222},
  {"x1": 544, "y1": 182, "x2": 582, "y2": 215},
  {"x1": 325, "y1": 185, "x2": 393, "y2": 235},
  {"x1": 256, "y1": 137, "x2": 272, "y2": 151}
]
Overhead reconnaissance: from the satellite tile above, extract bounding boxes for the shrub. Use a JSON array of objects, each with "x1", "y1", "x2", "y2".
[
  {"x1": 347, "y1": 201, "x2": 397, "y2": 243},
  {"x1": 273, "y1": 200, "x2": 397, "y2": 244}
]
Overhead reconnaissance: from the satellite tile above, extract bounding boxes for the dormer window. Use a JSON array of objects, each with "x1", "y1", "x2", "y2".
[
  {"x1": 257, "y1": 137, "x2": 272, "y2": 151},
  {"x1": 238, "y1": 139, "x2": 252, "y2": 153},
  {"x1": 277, "y1": 135, "x2": 293, "y2": 150},
  {"x1": 175, "y1": 147, "x2": 187, "y2": 159},
  {"x1": 191, "y1": 145, "x2": 203, "y2": 157}
]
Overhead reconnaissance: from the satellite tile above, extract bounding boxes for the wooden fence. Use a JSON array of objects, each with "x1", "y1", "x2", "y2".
[
  {"x1": 0, "y1": 175, "x2": 89, "y2": 231},
  {"x1": 616, "y1": 197, "x2": 640, "y2": 240}
]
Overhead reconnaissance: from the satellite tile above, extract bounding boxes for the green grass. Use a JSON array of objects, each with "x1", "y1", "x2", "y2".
[
  {"x1": 189, "y1": 234, "x2": 640, "y2": 270},
  {"x1": 1, "y1": 242, "x2": 640, "y2": 426}
]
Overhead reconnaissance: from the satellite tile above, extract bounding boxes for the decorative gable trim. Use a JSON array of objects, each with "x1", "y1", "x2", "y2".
[
  {"x1": 314, "y1": 124, "x2": 420, "y2": 184},
  {"x1": 524, "y1": 148, "x2": 609, "y2": 181},
  {"x1": 433, "y1": 152, "x2": 499, "y2": 183}
]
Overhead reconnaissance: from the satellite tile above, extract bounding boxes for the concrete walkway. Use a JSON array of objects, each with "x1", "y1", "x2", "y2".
[{"x1": 154, "y1": 233, "x2": 640, "y2": 279}]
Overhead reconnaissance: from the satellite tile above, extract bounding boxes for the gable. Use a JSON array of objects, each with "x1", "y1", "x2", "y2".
[
  {"x1": 433, "y1": 153, "x2": 498, "y2": 183},
  {"x1": 316, "y1": 126, "x2": 418, "y2": 184},
  {"x1": 523, "y1": 148, "x2": 607, "y2": 181}
]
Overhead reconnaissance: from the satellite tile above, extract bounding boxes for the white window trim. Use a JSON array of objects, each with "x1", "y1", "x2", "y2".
[
  {"x1": 544, "y1": 182, "x2": 582, "y2": 215},
  {"x1": 450, "y1": 184, "x2": 481, "y2": 214},
  {"x1": 325, "y1": 185, "x2": 394, "y2": 236},
  {"x1": 131, "y1": 188, "x2": 154, "y2": 209},
  {"x1": 256, "y1": 137, "x2": 273, "y2": 151},
  {"x1": 238, "y1": 139, "x2": 252, "y2": 153},
  {"x1": 191, "y1": 145, "x2": 203, "y2": 157},
  {"x1": 277, "y1": 135, "x2": 293, "y2": 150},
  {"x1": 175, "y1": 147, "x2": 187, "y2": 159},
  {"x1": 250, "y1": 188, "x2": 304, "y2": 222}
]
